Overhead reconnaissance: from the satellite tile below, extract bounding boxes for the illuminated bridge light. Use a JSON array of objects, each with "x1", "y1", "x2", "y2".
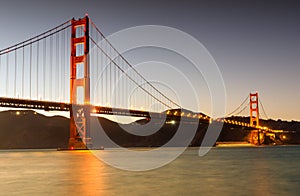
[
  {"x1": 166, "y1": 111, "x2": 170, "y2": 115},
  {"x1": 181, "y1": 112, "x2": 185, "y2": 116},
  {"x1": 92, "y1": 108, "x2": 97, "y2": 113},
  {"x1": 193, "y1": 114, "x2": 197, "y2": 118},
  {"x1": 187, "y1": 113, "x2": 191, "y2": 117},
  {"x1": 164, "y1": 120, "x2": 176, "y2": 125},
  {"x1": 174, "y1": 111, "x2": 178, "y2": 115}
]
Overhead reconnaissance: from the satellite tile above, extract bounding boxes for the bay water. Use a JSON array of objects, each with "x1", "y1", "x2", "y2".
[{"x1": 0, "y1": 146, "x2": 299, "y2": 195}]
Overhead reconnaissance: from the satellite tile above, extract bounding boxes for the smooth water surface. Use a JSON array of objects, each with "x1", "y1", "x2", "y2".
[{"x1": 0, "y1": 146, "x2": 299, "y2": 195}]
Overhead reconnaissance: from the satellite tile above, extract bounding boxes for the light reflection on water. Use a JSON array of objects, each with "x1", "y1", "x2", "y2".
[{"x1": 0, "y1": 146, "x2": 299, "y2": 195}]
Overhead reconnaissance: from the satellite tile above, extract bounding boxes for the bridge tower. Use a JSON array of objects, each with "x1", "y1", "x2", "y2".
[
  {"x1": 250, "y1": 92, "x2": 259, "y2": 127},
  {"x1": 69, "y1": 16, "x2": 92, "y2": 149},
  {"x1": 249, "y1": 92, "x2": 264, "y2": 145}
]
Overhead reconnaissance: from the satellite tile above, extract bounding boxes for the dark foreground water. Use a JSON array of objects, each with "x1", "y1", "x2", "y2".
[{"x1": 0, "y1": 146, "x2": 299, "y2": 195}]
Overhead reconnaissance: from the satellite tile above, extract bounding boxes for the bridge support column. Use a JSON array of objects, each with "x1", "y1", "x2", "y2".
[
  {"x1": 249, "y1": 92, "x2": 261, "y2": 145},
  {"x1": 249, "y1": 130, "x2": 265, "y2": 145},
  {"x1": 69, "y1": 16, "x2": 92, "y2": 149}
]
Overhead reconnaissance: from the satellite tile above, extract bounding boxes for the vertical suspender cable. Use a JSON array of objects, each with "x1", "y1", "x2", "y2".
[
  {"x1": 43, "y1": 38, "x2": 46, "y2": 100},
  {"x1": 56, "y1": 31, "x2": 59, "y2": 100},
  {"x1": 29, "y1": 43, "x2": 32, "y2": 99},
  {"x1": 109, "y1": 47, "x2": 112, "y2": 106},
  {"x1": 66, "y1": 27, "x2": 70, "y2": 102},
  {"x1": 125, "y1": 61, "x2": 130, "y2": 106},
  {"x1": 132, "y1": 65, "x2": 134, "y2": 109},
  {"x1": 36, "y1": 40, "x2": 39, "y2": 99},
  {"x1": 0, "y1": 55, "x2": 1, "y2": 96},
  {"x1": 105, "y1": 42, "x2": 108, "y2": 105},
  {"x1": 6, "y1": 53, "x2": 9, "y2": 96},
  {"x1": 22, "y1": 45, "x2": 25, "y2": 98},
  {"x1": 62, "y1": 29, "x2": 65, "y2": 102},
  {"x1": 145, "y1": 84, "x2": 148, "y2": 111},
  {"x1": 102, "y1": 36, "x2": 105, "y2": 106},
  {"x1": 117, "y1": 57, "x2": 120, "y2": 108},
  {"x1": 122, "y1": 60, "x2": 125, "y2": 108},
  {"x1": 96, "y1": 30, "x2": 99, "y2": 105},
  {"x1": 111, "y1": 56, "x2": 115, "y2": 107},
  {"x1": 115, "y1": 56, "x2": 118, "y2": 107},
  {"x1": 62, "y1": 29, "x2": 68, "y2": 101},
  {"x1": 90, "y1": 26, "x2": 94, "y2": 104},
  {"x1": 14, "y1": 50, "x2": 17, "y2": 98},
  {"x1": 50, "y1": 35, "x2": 53, "y2": 100},
  {"x1": 59, "y1": 31, "x2": 65, "y2": 102}
]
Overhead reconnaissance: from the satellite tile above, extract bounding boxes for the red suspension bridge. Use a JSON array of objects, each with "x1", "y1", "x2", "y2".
[{"x1": 0, "y1": 16, "x2": 276, "y2": 148}]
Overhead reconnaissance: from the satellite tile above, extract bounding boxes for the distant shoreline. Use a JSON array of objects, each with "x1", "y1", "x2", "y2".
[{"x1": 1, "y1": 145, "x2": 300, "y2": 152}]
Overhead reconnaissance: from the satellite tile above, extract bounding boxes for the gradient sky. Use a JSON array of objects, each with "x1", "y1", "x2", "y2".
[{"x1": 0, "y1": 0, "x2": 299, "y2": 121}]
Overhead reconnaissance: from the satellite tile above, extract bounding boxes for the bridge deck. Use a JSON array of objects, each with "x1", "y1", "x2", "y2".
[
  {"x1": 0, "y1": 97, "x2": 276, "y2": 132},
  {"x1": 0, "y1": 97, "x2": 152, "y2": 117},
  {"x1": 0, "y1": 97, "x2": 211, "y2": 122}
]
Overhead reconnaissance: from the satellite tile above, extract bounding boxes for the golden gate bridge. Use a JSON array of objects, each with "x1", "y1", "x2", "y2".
[{"x1": 0, "y1": 16, "x2": 277, "y2": 149}]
